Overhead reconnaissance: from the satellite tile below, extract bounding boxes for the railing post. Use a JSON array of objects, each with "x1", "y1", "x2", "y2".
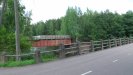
[
  {"x1": 130, "y1": 37, "x2": 133, "y2": 43},
  {"x1": 76, "y1": 41, "x2": 81, "y2": 55},
  {"x1": 124, "y1": 37, "x2": 126, "y2": 45},
  {"x1": 129, "y1": 38, "x2": 131, "y2": 43},
  {"x1": 119, "y1": 38, "x2": 122, "y2": 46},
  {"x1": 129, "y1": 37, "x2": 132, "y2": 43},
  {"x1": 125, "y1": 38, "x2": 127, "y2": 44},
  {"x1": 126, "y1": 38, "x2": 128, "y2": 44},
  {"x1": 101, "y1": 39, "x2": 104, "y2": 50},
  {"x1": 1, "y1": 52, "x2": 7, "y2": 64},
  {"x1": 122, "y1": 38, "x2": 123, "y2": 45},
  {"x1": 34, "y1": 50, "x2": 42, "y2": 64},
  {"x1": 115, "y1": 38, "x2": 117, "y2": 47},
  {"x1": 91, "y1": 40, "x2": 94, "y2": 52},
  {"x1": 127, "y1": 38, "x2": 130, "y2": 44},
  {"x1": 108, "y1": 39, "x2": 111, "y2": 48},
  {"x1": 59, "y1": 43, "x2": 65, "y2": 59},
  {"x1": 122, "y1": 38, "x2": 124, "y2": 45}
]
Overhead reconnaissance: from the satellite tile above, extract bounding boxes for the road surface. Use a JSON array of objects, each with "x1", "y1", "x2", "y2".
[{"x1": 0, "y1": 44, "x2": 133, "y2": 75}]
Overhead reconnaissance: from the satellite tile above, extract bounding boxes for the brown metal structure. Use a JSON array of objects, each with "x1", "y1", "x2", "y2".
[{"x1": 32, "y1": 35, "x2": 71, "y2": 47}]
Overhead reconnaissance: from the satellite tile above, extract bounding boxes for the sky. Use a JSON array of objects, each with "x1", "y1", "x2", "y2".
[{"x1": 21, "y1": 0, "x2": 133, "y2": 23}]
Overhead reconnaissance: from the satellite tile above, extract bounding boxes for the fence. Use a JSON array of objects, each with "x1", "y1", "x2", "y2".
[{"x1": 0, "y1": 37, "x2": 133, "y2": 64}]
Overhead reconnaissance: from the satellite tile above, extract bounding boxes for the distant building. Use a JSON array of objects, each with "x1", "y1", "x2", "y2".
[{"x1": 32, "y1": 35, "x2": 71, "y2": 47}]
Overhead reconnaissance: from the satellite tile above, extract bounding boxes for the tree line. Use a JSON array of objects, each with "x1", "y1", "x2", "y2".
[
  {"x1": 0, "y1": 0, "x2": 31, "y2": 54},
  {"x1": 32, "y1": 7, "x2": 133, "y2": 41}
]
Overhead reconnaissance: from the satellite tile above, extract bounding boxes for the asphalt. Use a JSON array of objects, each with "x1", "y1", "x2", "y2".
[{"x1": 0, "y1": 44, "x2": 133, "y2": 75}]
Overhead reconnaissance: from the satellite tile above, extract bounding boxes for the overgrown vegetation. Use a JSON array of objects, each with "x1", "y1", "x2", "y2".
[
  {"x1": 0, "y1": 53, "x2": 57, "y2": 67},
  {"x1": 0, "y1": 0, "x2": 32, "y2": 54}
]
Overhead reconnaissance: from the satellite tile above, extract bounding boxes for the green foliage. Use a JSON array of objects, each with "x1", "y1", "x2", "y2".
[
  {"x1": 0, "y1": 26, "x2": 31, "y2": 54},
  {"x1": 0, "y1": 0, "x2": 32, "y2": 54},
  {"x1": 42, "y1": 53, "x2": 58, "y2": 62},
  {"x1": 32, "y1": 7, "x2": 133, "y2": 41},
  {"x1": 32, "y1": 19, "x2": 62, "y2": 36},
  {"x1": 20, "y1": 35, "x2": 32, "y2": 53},
  {"x1": 60, "y1": 7, "x2": 80, "y2": 40},
  {"x1": 0, "y1": 53, "x2": 57, "y2": 67},
  {"x1": 1, "y1": 0, "x2": 27, "y2": 33},
  {"x1": 122, "y1": 11, "x2": 133, "y2": 37}
]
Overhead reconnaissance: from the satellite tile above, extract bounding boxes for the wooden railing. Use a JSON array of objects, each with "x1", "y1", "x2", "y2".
[{"x1": 1, "y1": 37, "x2": 133, "y2": 64}]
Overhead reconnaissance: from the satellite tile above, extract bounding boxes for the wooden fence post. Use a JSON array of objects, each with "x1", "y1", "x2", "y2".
[
  {"x1": 127, "y1": 38, "x2": 130, "y2": 44},
  {"x1": 59, "y1": 43, "x2": 65, "y2": 59},
  {"x1": 132, "y1": 38, "x2": 133, "y2": 43},
  {"x1": 1, "y1": 52, "x2": 7, "y2": 64},
  {"x1": 119, "y1": 38, "x2": 122, "y2": 46},
  {"x1": 129, "y1": 38, "x2": 132, "y2": 43},
  {"x1": 122, "y1": 38, "x2": 124, "y2": 45},
  {"x1": 101, "y1": 40, "x2": 104, "y2": 50},
  {"x1": 115, "y1": 38, "x2": 117, "y2": 47},
  {"x1": 128, "y1": 37, "x2": 131, "y2": 44},
  {"x1": 131, "y1": 38, "x2": 133, "y2": 43},
  {"x1": 76, "y1": 41, "x2": 81, "y2": 55},
  {"x1": 127, "y1": 38, "x2": 128, "y2": 44},
  {"x1": 126, "y1": 38, "x2": 127, "y2": 44},
  {"x1": 91, "y1": 40, "x2": 94, "y2": 52},
  {"x1": 108, "y1": 39, "x2": 111, "y2": 48},
  {"x1": 34, "y1": 50, "x2": 42, "y2": 64},
  {"x1": 124, "y1": 38, "x2": 126, "y2": 45},
  {"x1": 125, "y1": 38, "x2": 127, "y2": 44}
]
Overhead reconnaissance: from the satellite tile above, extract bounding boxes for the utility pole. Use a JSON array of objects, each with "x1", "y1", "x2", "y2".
[{"x1": 14, "y1": 0, "x2": 21, "y2": 61}]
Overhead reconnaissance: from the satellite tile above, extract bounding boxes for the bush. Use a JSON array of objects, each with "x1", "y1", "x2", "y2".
[{"x1": 0, "y1": 26, "x2": 31, "y2": 54}]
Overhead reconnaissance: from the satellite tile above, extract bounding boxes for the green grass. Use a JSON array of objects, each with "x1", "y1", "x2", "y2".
[
  {"x1": 42, "y1": 54, "x2": 58, "y2": 62},
  {"x1": 0, "y1": 53, "x2": 58, "y2": 67},
  {"x1": 0, "y1": 60, "x2": 35, "y2": 67}
]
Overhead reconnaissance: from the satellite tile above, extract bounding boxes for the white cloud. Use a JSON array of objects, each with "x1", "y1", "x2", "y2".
[{"x1": 21, "y1": 0, "x2": 133, "y2": 23}]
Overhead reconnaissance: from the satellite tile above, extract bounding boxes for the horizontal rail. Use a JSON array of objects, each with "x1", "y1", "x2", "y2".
[
  {"x1": 103, "y1": 40, "x2": 108, "y2": 42},
  {"x1": 103, "y1": 43, "x2": 108, "y2": 45},
  {"x1": 94, "y1": 47, "x2": 101, "y2": 49},
  {"x1": 80, "y1": 45, "x2": 91, "y2": 48},
  {"x1": 94, "y1": 44, "x2": 101, "y2": 46},
  {"x1": 94, "y1": 41, "x2": 101, "y2": 43},
  {"x1": 65, "y1": 47, "x2": 77, "y2": 50},
  {"x1": 82, "y1": 49, "x2": 90, "y2": 51},
  {"x1": 65, "y1": 51, "x2": 77, "y2": 54},
  {"x1": 81, "y1": 42, "x2": 91, "y2": 44}
]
